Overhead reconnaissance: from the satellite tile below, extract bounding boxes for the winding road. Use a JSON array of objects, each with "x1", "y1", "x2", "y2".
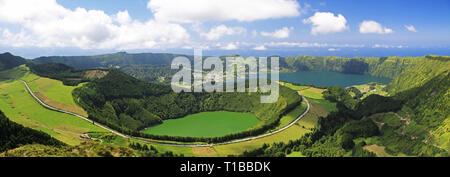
[{"x1": 20, "y1": 79, "x2": 310, "y2": 147}]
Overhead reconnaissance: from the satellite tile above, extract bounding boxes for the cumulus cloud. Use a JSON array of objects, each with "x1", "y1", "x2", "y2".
[
  {"x1": 147, "y1": 0, "x2": 301, "y2": 23},
  {"x1": 260, "y1": 27, "x2": 293, "y2": 39},
  {"x1": 0, "y1": 0, "x2": 190, "y2": 50},
  {"x1": 253, "y1": 45, "x2": 267, "y2": 50},
  {"x1": 220, "y1": 43, "x2": 238, "y2": 50},
  {"x1": 404, "y1": 25, "x2": 418, "y2": 32},
  {"x1": 303, "y1": 12, "x2": 348, "y2": 35},
  {"x1": 201, "y1": 25, "x2": 246, "y2": 40},
  {"x1": 359, "y1": 20, "x2": 393, "y2": 34}
]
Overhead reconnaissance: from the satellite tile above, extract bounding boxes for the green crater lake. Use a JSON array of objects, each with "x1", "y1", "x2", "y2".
[
  {"x1": 142, "y1": 112, "x2": 260, "y2": 138},
  {"x1": 280, "y1": 71, "x2": 392, "y2": 87}
]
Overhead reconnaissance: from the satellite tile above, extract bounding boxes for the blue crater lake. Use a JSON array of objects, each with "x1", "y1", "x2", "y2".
[{"x1": 279, "y1": 71, "x2": 392, "y2": 87}]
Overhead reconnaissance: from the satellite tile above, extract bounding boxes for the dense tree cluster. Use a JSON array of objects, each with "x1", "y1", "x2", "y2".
[
  {"x1": 128, "y1": 142, "x2": 182, "y2": 157},
  {"x1": 27, "y1": 63, "x2": 93, "y2": 86},
  {"x1": 120, "y1": 65, "x2": 179, "y2": 84}
]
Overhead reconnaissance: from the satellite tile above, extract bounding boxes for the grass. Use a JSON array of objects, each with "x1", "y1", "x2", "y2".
[
  {"x1": 142, "y1": 111, "x2": 260, "y2": 138},
  {"x1": 286, "y1": 151, "x2": 305, "y2": 157},
  {"x1": 307, "y1": 98, "x2": 337, "y2": 113},
  {"x1": 299, "y1": 87, "x2": 325, "y2": 99},
  {"x1": 273, "y1": 103, "x2": 308, "y2": 130},
  {"x1": 213, "y1": 123, "x2": 311, "y2": 156},
  {"x1": 27, "y1": 77, "x2": 88, "y2": 116},
  {"x1": 283, "y1": 82, "x2": 310, "y2": 91},
  {"x1": 0, "y1": 80, "x2": 107, "y2": 145}
]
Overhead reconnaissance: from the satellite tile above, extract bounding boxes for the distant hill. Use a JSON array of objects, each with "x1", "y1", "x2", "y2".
[
  {"x1": 32, "y1": 52, "x2": 437, "y2": 81},
  {"x1": 0, "y1": 52, "x2": 27, "y2": 71},
  {"x1": 33, "y1": 52, "x2": 192, "y2": 69},
  {"x1": 283, "y1": 55, "x2": 423, "y2": 78},
  {"x1": 27, "y1": 62, "x2": 109, "y2": 86}
]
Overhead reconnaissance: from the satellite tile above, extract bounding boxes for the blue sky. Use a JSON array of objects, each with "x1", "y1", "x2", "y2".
[{"x1": 0, "y1": 0, "x2": 449, "y2": 58}]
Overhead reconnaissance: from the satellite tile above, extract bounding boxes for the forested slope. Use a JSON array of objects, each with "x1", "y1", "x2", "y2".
[
  {"x1": 283, "y1": 55, "x2": 422, "y2": 78},
  {"x1": 72, "y1": 69, "x2": 301, "y2": 143},
  {"x1": 0, "y1": 52, "x2": 27, "y2": 72},
  {"x1": 387, "y1": 55, "x2": 450, "y2": 93}
]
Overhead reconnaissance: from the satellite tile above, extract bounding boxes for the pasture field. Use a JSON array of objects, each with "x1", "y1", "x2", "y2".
[
  {"x1": 299, "y1": 87, "x2": 325, "y2": 99},
  {"x1": 27, "y1": 77, "x2": 88, "y2": 116},
  {"x1": 0, "y1": 80, "x2": 106, "y2": 145},
  {"x1": 142, "y1": 111, "x2": 260, "y2": 138},
  {"x1": 282, "y1": 82, "x2": 310, "y2": 91},
  {"x1": 307, "y1": 98, "x2": 337, "y2": 113},
  {"x1": 298, "y1": 86, "x2": 337, "y2": 114}
]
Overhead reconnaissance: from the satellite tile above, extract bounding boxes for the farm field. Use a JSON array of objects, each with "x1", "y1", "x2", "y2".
[
  {"x1": 282, "y1": 82, "x2": 310, "y2": 91},
  {"x1": 27, "y1": 77, "x2": 88, "y2": 116},
  {"x1": 299, "y1": 87, "x2": 325, "y2": 99},
  {"x1": 0, "y1": 80, "x2": 107, "y2": 145},
  {"x1": 142, "y1": 111, "x2": 260, "y2": 138}
]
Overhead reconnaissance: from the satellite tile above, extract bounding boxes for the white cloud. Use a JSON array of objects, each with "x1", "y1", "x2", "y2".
[
  {"x1": 115, "y1": 10, "x2": 132, "y2": 24},
  {"x1": 359, "y1": 20, "x2": 393, "y2": 34},
  {"x1": 328, "y1": 48, "x2": 340, "y2": 51},
  {"x1": 201, "y1": 25, "x2": 246, "y2": 40},
  {"x1": 253, "y1": 45, "x2": 267, "y2": 50},
  {"x1": 404, "y1": 25, "x2": 418, "y2": 32},
  {"x1": 373, "y1": 44, "x2": 406, "y2": 48},
  {"x1": 260, "y1": 27, "x2": 293, "y2": 39},
  {"x1": 0, "y1": 0, "x2": 190, "y2": 50},
  {"x1": 147, "y1": 0, "x2": 301, "y2": 23},
  {"x1": 303, "y1": 12, "x2": 348, "y2": 35},
  {"x1": 220, "y1": 43, "x2": 238, "y2": 50}
]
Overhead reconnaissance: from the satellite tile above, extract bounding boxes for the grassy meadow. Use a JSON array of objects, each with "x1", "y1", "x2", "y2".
[
  {"x1": 27, "y1": 77, "x2": 88, "y2": 116},
  {"x1": 142, "y1": 111, "x2": 260, "y2": 138},
  {"x1": 0, "y1": 80, "x2": 106, "y2": 145}
]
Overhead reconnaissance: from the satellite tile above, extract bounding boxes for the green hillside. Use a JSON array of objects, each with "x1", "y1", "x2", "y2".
[
  {"x1": 387, "y1": 55, "x2": 450, "y2": 94},
  {"x1": 0, "y1": 110, "x2": 65, "y2": 152},
  {"x1": 240, "y1": 56, "x2": 450, "y2": 157},
  {"x1": 33, "y1": 52, "x2": 190, "y2": 69},
  {"x1": 0, "y1": 52, "x2": 27, "y2": 72}
]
